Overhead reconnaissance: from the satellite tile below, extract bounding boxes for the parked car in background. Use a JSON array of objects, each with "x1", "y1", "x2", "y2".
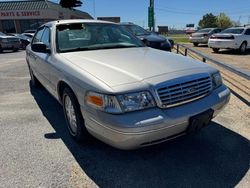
[
  {"x1": 8, "y1": 33, "x2": 32, "y2": 49},
  {"x1": 23, "y1": 29, "x2": 36, "y2": 34},
  {"x1": 208, "y1": 26, "x2": 250, "y2": 53},
  {"x1": 189, "y1": 28, "x2": 222, "y2": 46},
  {"x1": 26, "y1": 20, "x2": 231, "y2": 149},
  {"x1": 22, "y1": 33, "x2": 34, "y2": 38},
  {"x1": 0, "y1": 32, "x2": 20, "y2": 52},
  {"x1": 120, "y1": 23, "x2": 174, "y2": 51},
  {"x1": 19, "y1": 34, "x2": 32, "y2": 49}
]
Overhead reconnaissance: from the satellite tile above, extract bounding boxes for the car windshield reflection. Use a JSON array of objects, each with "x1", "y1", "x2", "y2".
[{"x1": 56, "y1": 23, "x2": 144, "y2": 53}]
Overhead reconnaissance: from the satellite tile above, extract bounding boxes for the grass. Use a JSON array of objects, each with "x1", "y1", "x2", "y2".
[{"x1": 166, "y1": 34, "x2": 190, "y2": 43}]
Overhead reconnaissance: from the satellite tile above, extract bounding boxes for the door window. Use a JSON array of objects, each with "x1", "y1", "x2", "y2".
[
  {"x1": 33, "y1": 28, "x2": 44, "y2": 43},
  {"x1": 40, "y1": 27, "x2": 50, "y2": 48}
]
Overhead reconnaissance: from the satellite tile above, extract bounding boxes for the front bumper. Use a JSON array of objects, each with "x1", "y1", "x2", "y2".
[{"x1": 81, "y1": 85, "x2": 230, "y2": 149}]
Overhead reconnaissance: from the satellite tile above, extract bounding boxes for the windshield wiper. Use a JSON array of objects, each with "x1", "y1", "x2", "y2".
[
  {"x1": 60, "y1": 44, "x2": 139, "y2": 52},
  {"x1": 96, "y1": 44, "x2": 138, "y2": 50},
  {"x1": 60, "y1": 47, "x2": 92, "y2": 53}
]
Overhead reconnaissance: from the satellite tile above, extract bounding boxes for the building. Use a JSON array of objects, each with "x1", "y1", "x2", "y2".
[
  {"x1": 158, "y1": 26, "x2": 169, "y2": 35},
  {"x1": 0, "y1": 0, "x2": 93, "y2": 33}
]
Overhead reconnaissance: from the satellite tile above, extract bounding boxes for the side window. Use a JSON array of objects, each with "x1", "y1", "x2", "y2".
[
  {"x1": 245, "y1": 29, "x2": 250, "y2": 35},
  {"x1": 214, "y1": 29, "x2": 221, "y2": 33},
  {"x1": 41, "y1": 27, "x2": 50, "y2": 47},
  {"x1": 32, "y1": 28, "x2": 44, "y2": 43}
]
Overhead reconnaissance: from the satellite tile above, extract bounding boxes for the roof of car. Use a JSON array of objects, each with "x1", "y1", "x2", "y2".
[
  {"x1": 44, "y1": 19, "x2": 116, "y2": 27},
  {"x1": 227, "y1": 27, "x2": 245, "y2": 29}
]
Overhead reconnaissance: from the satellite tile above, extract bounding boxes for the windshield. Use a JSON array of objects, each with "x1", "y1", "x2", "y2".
[
  {"x1": 221, "y1": 28, "x2": 244, "y2": 34},
  {"x1": 197, "y1": 28, "x2": 212, "y2": 33},
  {"x1": 123, "y1": 24, "x2": 150, "y2": 36},
  {"x1": 56, "y1": 23, "x2": 144, "y2": 53}
]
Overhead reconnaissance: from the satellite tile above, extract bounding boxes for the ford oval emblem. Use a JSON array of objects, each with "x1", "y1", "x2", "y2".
[{"x1": 187, "y1": 87, "x2": 196, "y2": 93}]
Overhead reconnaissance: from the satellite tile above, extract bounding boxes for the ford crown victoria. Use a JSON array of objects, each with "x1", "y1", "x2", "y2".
[{"x1": 26, "y1": 20, "x2": 230, "y2": 149}]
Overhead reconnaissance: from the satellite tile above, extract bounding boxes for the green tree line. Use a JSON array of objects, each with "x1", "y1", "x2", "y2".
[{"x1": 198, "y1": 13, "x2": 237, "y2": 29}]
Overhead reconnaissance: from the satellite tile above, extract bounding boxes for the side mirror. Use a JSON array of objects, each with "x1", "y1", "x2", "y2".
[{"x1": 31, "y1": 42, "x2": 50, "y2": 54}]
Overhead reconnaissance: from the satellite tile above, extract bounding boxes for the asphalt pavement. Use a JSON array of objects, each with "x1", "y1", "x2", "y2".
[{"x1": 0, "y1": 51, "x2": 249, "y2": 188}]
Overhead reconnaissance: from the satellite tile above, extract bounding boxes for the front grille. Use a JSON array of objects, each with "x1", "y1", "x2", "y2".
[{"x1": 157, "y1": 75, "x2": 212, "y2": 108}]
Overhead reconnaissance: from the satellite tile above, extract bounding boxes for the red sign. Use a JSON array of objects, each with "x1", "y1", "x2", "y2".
[{"x1": 0, "y1": 11, "x2": 40, "y2": 17}]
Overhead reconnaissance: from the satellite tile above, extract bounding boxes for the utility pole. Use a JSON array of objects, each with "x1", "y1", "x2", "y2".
[{"x1": 148, "y1": 0, "x2": 155, "y2": 31}]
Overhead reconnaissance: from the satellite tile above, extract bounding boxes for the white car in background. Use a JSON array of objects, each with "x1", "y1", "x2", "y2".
[{"x1": 208, "y1": 27, "x2": 250, "y2": 53}]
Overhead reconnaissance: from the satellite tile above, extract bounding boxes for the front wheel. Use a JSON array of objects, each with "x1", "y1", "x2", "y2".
[
  {"x1": 13, "y1": 48, "x2": 18, "y2": 52},
  {"x1": 212, "y1": 48, "x2": 219, "y2": 53},
  {"x1": 62, "y1": 87, "x2": 89, "y2": 142},
  {"x1": 28, "y1": 66, "x2": 40, "y2": 87}
]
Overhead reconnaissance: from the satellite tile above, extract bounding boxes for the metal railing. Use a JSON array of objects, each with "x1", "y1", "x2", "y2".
[{"x1": 175, "y1": 43, "x2": 250, "y2": 81}]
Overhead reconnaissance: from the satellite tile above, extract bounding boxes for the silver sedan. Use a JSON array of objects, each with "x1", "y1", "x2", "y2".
[{"x1": 26, "y1": 20, "x2": 230, "y2": 149}]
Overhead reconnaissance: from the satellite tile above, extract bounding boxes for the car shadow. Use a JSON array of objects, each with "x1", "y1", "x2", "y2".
[
  {"x1": 30, "y1": 85, "x2": 250, "y2": 188},
  {"x1": 212, "y1": 49, "x2": 250, "y2": 55}
]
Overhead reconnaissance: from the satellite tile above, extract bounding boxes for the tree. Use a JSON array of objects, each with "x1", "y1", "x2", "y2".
[
  {"x1": 60, "y1": 0, "x2": 82, "y2": 9},
  {"x1": 198, "y1": 13, "x2": 217, "y2": 28},
  {"x1": 216, "y1": 13, "x2": 233, "y2": 28}
]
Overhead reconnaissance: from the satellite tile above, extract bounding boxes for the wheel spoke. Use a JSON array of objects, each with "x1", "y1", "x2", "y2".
[{"x1": 65, "y1": 96, "x2": 77, "y2": 134}]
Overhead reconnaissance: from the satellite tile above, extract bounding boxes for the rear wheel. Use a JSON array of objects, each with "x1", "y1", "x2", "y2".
[
  {"x1": 212, "y1": 48, "x2": 219, "y2": 53},
  {"x1": 239, "y1": 42, "x2": 247, "y2": 53},
  {"x1": 193, "y1": 43, "x2": 199, "y2": 47},
  {"x1": 62, "y1": 87, "x2": 89, "y2": 142}
]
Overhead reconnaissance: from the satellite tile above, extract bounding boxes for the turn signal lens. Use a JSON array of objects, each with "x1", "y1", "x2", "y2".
[
  {"x1": 85, "y1": 92, "x2": 122, "y2": 113},
  {"x1": 88, "y1": 95, "x2": 103, "y2": 107}
]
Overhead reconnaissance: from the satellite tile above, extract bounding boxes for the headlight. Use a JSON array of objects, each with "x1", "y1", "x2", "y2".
[
  {"x1": 117, "y1": 91, "x2": 155, "y2": 112},
  {"x1": 212, "y1": 72, "x2": 222, "y2": 89},
  {"x1": 85, "y1": 91, "x2": 155, "y2": 113}
]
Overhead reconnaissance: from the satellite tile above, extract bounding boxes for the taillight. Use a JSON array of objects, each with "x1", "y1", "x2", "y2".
[{"x1": 210, "y1": 35, "x2": 217, "y2": 39}]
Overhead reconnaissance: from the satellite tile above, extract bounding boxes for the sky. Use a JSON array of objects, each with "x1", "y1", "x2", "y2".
[{"x1": 2, "y1": 0, "x2": 250, "y2": 29}]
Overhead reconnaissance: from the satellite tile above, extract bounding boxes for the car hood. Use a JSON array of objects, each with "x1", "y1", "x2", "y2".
[
  {"x1": 137, "y1": 33, "x2": 166, "y2": 42},
  {"x1": 60, "y1": 47, "x2": 212, "y2": 88}
]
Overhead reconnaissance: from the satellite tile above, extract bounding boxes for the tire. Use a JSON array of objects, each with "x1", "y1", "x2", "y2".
[
  {"x1": 62, "y1": 87, "x2": 89, "y2": 142},
  {"x1": 239, "y1": 42, "x2": 247, "y2": 53},
  {"x1": 28, "y1": 65, "x2": 40, "y2": 87},
  {"x1": 0, "y1": 45, "x2": 2, "y2": 53},
  {"x1": 193, "y1": 43, "x2": 199, "y2": 47},
  {"x1": 212, "y1": 48, "x2": 219, "y2": 53},
  {"x1": 13, "y1": 48, "x2": 18, "y2": 52}
]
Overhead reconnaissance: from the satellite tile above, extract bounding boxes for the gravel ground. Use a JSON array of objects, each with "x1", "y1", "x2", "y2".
[
  {"x1": 0, "y1": 51, "x2": 249, "y2": 188},
  {"x1": 183, "y1": 43, "x2": 250, "y2": 72}
]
